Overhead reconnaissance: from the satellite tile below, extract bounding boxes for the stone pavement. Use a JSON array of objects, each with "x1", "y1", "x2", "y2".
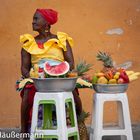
[{"x1": 0, "y1": 124, "x2": 140, "y2": 140}]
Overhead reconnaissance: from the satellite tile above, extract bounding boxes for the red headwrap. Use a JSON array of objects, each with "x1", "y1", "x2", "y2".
[{"x1": 36, "y1": 9, "x2": 58, "y2": 25}]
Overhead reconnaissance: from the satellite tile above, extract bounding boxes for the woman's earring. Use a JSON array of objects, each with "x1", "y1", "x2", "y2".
[{"x1": 45, "y1": 29, "x2": 49, "y2": 33}]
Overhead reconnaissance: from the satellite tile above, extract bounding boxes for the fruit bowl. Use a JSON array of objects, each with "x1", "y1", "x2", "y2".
[
  {"x1": 32, "y1": 77, "x2": 77, "y2": 92},
  {"x1": 92, "y1": 84, "x2": 128, "y2": 93}
]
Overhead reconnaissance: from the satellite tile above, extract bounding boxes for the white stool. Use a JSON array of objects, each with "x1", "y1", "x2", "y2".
[
  {"x1": 90, "y1": 92, "x2": 133, "y2": 140},
  {"x1": 30, "y1": 91, "x2": 79, "y2": 140}
]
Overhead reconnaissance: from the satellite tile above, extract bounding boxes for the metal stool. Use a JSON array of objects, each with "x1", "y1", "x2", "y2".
[
  {"x1": 90, "y1": 92, "x2": 133, "y2": 140},
  {"x1": 30, "y1": 91, "x2": 79, "y2": 140}
]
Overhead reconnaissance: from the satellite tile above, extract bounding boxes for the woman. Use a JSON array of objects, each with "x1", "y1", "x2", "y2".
[{"x1": 19, "y1": 8, "x2": 82, "y2": 134}]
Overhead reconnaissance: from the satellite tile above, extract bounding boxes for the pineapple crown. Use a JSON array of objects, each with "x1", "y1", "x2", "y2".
[
  {"x1": 96, "y1": 51, "x2": 114, "y2": 67},
  {"x1": 76, "y1": 60, "x2": 93, "y2": 76},
  {"x1": 77, "y1": 110, "x2": 90, "y2": 123}
]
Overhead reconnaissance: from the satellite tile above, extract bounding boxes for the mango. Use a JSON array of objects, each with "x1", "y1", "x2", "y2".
[
  {"x1": 108, "y1": 79, "x2": 117, "y2": 84},
  {"x1": 115, "y1": 72, "x2": 120, "y2": 75},
  {"x1": 113, "y1": 74, "x2": 120, "y2": 80},
  {"x1": 97, "y1": 77, "x2": 108, "y2": 84}
]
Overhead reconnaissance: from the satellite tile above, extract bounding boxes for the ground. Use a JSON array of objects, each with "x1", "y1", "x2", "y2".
[{"x1": 0, "y1": 124, "x2": 140, "y2": 140}]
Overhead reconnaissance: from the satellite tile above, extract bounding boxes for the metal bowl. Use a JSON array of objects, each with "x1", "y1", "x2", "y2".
[
  {"x1": 32, "y1": 77, "x2": 77, "y2": 92},
  {"x1": 92, "y1": 84, "x2": 128, "y2": 93}
]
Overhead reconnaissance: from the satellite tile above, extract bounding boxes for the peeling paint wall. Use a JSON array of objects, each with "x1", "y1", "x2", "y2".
[{"x1": 0, "y1": 0, "x2": 140, "y2": 127}]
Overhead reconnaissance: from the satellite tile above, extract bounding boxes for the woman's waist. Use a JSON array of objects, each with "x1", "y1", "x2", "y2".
[{"x1": 31, "y1": 56, "x2": 64, "y2": 66}]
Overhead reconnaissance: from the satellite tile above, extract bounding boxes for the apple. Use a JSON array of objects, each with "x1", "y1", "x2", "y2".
[
  {"x1": 117, "y1": 78, "x2": 124, "y2": 84},
  {"x1": 119, "y1": 71, "x2": 129, "y2": 83}
]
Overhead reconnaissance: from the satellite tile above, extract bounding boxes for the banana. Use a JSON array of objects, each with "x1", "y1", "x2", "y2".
[
  {"x1": 77, "y1": 78, "x2": 92, "y2": 87},
  {"x1": 128, "y1": 75, "x2": 138, "y2": 81},
  {"x1": 126, "y1": 71, "x2": 140, "y2": 82},
  {"x1": 126, "y1": 71, "x2": 135, "y2": 76},
  {"x1": 19, "y1": 78, "x2": 33, "y2": 89},
  {"x1": 130, "y1": 72, "x2": 140, "y2": 77},
  {"x1": 114, "y1": 74, "x2": 119, "y2": 80}
]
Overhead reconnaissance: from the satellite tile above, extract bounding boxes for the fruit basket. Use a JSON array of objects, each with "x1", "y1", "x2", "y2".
[
  {"x1": 32, "y1": 77, "x2": 77, "y2": 92},
  {"x1": 92, "y1": 83, "x2": 128, "y2": 93}
]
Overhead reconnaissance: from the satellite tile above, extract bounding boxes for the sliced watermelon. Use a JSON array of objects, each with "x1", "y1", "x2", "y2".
[{"x1": 44, "y1": 61, "x2": 70, "y2": 76}]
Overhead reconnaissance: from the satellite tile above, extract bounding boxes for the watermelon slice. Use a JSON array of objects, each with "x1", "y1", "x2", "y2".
[{"x1": 44, "y1": 61, "x2": 70, "y2": 76}]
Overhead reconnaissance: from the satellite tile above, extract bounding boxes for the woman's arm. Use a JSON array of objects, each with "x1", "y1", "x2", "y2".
[
  {"x1": 63, "y1": 40, "x2": 75, "y2": 70},
  {"x1": 21, "y1": 48, "x2": 31, "y2": 78}
]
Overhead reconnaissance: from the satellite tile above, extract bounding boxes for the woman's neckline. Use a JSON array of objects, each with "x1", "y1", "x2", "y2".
[
  {"x1": 35, "y1": 32, "x2": 57, "y2": 44},
  {"x1": 34, "y1": 33, "x2": 58, "y2": 49}
]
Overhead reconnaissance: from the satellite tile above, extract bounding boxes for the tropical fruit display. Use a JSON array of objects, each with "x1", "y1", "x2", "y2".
[
  {"x1": 92, "y1": 69, "x2": 136, "y2": 85},
  {"x1": 29, "y1": 59, "x2": 93, "y2": 89},
  {"x1": 92, "y1": 51, "x2": 140, "y2": 84}
]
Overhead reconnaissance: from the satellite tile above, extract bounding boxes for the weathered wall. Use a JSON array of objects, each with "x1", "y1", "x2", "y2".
[{"x1": 0, "y1": 0, "x2": 140, "y2": 127}]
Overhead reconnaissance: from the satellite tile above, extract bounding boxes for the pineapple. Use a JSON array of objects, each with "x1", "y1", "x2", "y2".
[
  {"x1": 96, "y1": 51, "x2": 116, "y2": 74},
  {"x1": 76, "y1": 60, "x2": 92, "y2": 76},
  {"x1": 77, "y1": 110, "x2": 90, "y2": 140}
]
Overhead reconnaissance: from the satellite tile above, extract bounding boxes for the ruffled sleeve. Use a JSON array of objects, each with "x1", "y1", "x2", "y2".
[
  {"x1": 20, "y1": 34, "x2": 50, "y2": 55},
  {"x1": 57, "y1": 32, "x2": 74, "y2": 51},
  {"x1": 20, "y1": 34, "x2": 36, "y2": 51}
]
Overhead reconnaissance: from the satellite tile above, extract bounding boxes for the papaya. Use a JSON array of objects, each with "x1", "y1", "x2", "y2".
[{"x1": 104, "y1": 71, "x2": 114, "y2": 80}]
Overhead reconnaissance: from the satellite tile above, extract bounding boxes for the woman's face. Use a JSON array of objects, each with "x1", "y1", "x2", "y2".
[{"x1": 32, "y1": 12, "x2": 49, "y2": 32}]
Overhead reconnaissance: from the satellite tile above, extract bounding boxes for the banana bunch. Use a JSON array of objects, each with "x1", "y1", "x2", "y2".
[
  {"x1": 18, "y1": 78, "x2": 33, "y2": 90},
  {"x1": 76, "y1": 78, "x2": 92, "y2": 87},
  {"x1": 126, "y1": 71, "x2": 140, "y2": 82}
]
